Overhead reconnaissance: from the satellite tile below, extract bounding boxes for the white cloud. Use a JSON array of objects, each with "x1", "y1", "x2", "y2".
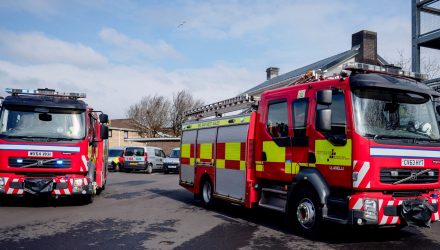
[
  {"x1": 0, "y1": 0, "x2": 59, "y2": 16},
  {"x1": 99, "y1": 27, "x2": 182, "y2": 60},
  {"x1": 0, "y1": 61, "x2": 259, "y2": 119},
  {"x1": 0, "y1": 30, "x2": 107, "y2": 67}
]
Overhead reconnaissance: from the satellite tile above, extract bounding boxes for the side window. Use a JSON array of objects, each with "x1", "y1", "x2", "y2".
[
  {"x1": 316, "y1": 91, "x2": 346, "y2": 134},
  {"x1": 267, "y1": 100, "x2": 288, "y2": 138},
  {"x1": 292, "y1": 98, "x2": 308, "y2": 137},
  {"x1": 155, "y1": 149, "x2": 160, "y2": 157},
  {"x1": 161, "y1": 150, "x2": 166, "y2": 158}
]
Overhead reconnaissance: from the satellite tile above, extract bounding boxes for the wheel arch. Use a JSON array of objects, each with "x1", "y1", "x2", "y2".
[{"x1": 287, "y1": 168, "x2": 330, "y2": 207}]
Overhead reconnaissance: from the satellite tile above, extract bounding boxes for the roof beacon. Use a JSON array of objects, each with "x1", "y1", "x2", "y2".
[
  {"x1": 5, "y1": 88, "x2": 86, "y2": 99},
  {"x1": 342, "y1": 62, "x2": 428, "y2": 81}
]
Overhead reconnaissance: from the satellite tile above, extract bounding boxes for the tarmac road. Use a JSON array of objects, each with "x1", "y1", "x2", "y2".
[{"x1": 0, "y1": 172, "x2": 439, "y2": 249}]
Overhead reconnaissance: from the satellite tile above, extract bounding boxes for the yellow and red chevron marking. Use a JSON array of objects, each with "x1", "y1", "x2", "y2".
[
  {"x1": 180, "y1": 144, "x2": 195, "y2": 165},
  {"x1": 216, "y1": 142, "x2": 246, "y2": 171},
  {"x1": 352, "y1": 160, "x2": 372, "y2": 189}
]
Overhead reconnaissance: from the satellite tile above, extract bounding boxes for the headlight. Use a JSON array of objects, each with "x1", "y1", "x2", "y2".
[
  {"x1": 0, "y1": 177, "x2": 4, "y2": 187},
  {"x1": 363, "y1": 199, "x2": 378, "y2": 221},
  {"x1": 74, "y1": 178, "x2": 83, "y2": 187}
]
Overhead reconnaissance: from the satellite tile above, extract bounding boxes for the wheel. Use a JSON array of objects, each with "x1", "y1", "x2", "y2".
[
  {"x1": 289, "y1": 188, "x2": 323, "y2": 238},
  {"x1": 164, "y1": 169, "x2": 169, "y2": 174},
  {"x1": 200, "y1": 178, "x2": 214, "y2": 207},
  {"x1": 146, "y1": 163, "x2": 153, "y2": 174}
]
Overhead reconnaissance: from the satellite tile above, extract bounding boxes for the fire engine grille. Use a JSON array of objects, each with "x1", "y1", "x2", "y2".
[
  {"x1": 380, "y1": 168, "x2": 439, "y2": 184},
  {"x1": 8, "y1": 158, "x2": 71, "y2": 169}
]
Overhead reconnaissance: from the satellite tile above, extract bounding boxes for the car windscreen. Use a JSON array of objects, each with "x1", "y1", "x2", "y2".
[
  {"x1": 125, "y1": 147, "x2": 144, "y2": 156},
  {"x1": 109, "y1": 149, "x2": 124, "y2": 157},
  {"x1": 170, "y1": 149, "x2": 180, "y2": 158}
]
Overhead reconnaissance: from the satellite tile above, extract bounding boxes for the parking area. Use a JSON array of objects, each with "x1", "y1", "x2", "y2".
[{"x1": 0, "y1": 172, "x2": 439, "y2": 249}]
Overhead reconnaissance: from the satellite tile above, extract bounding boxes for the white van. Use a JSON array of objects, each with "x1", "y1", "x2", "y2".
[
  {"x1": 123, "y1": 146, "x2": 165, "y2": 174},
  {"x1": 145, "y1": 146, "x2": 166, "y2": 173}
]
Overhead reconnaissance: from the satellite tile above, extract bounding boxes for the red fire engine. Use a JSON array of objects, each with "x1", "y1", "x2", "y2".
[
  {"x1": 0, "y1": 88, "x2": 109, "y2": 204},
  {"x1": 180, "y1": 62, "x2": 440, "y2": 237}
]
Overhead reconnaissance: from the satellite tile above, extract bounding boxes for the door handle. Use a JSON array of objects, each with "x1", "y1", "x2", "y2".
[{"x1": 262, "y1": 152, "x2": 267, "y2": 161}]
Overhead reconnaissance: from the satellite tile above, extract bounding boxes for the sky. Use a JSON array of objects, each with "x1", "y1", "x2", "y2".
[{"x1": 0, "y1": 0, "x2": 437, "y2": 118}]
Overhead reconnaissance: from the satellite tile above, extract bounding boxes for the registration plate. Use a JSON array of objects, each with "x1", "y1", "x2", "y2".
[
  {"x1": 168, "y1": 165, "x2": 176, "y2": 169},
  {"x1": 402, "y1": 159, "x2": 424, "y2": 167},
  {"x1": 28, "y1": 151, "x2": 53, "y2": 157},
  {"x1": 129, "y1": 162, "x2": 138, "y2": 165}
]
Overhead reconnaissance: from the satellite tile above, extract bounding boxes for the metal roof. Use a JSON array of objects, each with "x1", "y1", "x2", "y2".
[{"x1": 244, "y1": 48, "x2": 359, "y2": 95}]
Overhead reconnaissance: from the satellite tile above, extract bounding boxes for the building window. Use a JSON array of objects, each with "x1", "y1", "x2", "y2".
[
  {"x1": 124, "y1": 131, "x2": 128, "y2": 139},
  {"x1": 109, "y1": 130, "x2": 112, "y2": 137}
]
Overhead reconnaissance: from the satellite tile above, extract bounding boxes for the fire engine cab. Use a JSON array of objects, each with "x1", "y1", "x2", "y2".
[
  {"x1": 0, "y1": 88, "x2": 109, "y2": 204},
  {"x1": 180, "y1": 62, "x2": 440, "y2": 237}
]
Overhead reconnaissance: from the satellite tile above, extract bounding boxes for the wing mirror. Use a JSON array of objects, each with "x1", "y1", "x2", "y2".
[
  {"x1": 99, "y1": 113, "x2": 109, "y2": 124},
  {"x1": 317, "y1": 90, "x2": 332, "y2": 105},
  {"x1": 101, "y1": 125, "x2": 109, "y2": 139},
  {"x1": 316, "y1": 109, "x2": 331, "y2": 132}
]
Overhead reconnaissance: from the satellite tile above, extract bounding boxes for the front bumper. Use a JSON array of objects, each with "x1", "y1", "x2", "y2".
[
  {"x1": 0, "y1": 175, "x2": 92, "y2": 196},
  {"x1": 123, "y1": 161, "x2": 147, "y2": 170},
  {"x1": 163, "y1": 163, "x2": 180, "y2": 172},
  {"x1": 349, "y1": 191, "x2": 440, "y2": 227}
]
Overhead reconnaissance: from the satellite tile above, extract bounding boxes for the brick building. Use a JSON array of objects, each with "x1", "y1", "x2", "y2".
[{"x1": 108, "y1": 119, "x2": 180, "y2": 154}]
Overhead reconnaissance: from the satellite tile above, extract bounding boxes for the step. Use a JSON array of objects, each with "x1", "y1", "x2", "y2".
[{"x1": 258, "y1": 203, "x2": 285, "y2": 212}]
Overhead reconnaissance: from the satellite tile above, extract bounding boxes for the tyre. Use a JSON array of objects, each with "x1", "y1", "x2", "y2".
[
  {"x1": 164, "y1": 169, "x2": 169, "y2": 174},
  {"x1": 200, "y1": 178, "x2": 214, "y2": 207},
  {"x1": 289, "y1": 188, "x2": 323, "y2": 238},
  {"x1": 146, "y1": 163, "x2": 153, "y2": 174}
]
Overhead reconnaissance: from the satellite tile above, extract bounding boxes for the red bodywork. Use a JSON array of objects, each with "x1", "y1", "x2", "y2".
[
  {"x1": 0, "y1": 106, "x2": 108, "y2": 198},
  {"x1": 181, "y1": 75, "x2": 440, "y2": 226}
]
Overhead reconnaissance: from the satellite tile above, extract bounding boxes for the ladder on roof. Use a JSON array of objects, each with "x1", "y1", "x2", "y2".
[{"x1": 184, "y1": 94, "x2": 258, "y2": 118}]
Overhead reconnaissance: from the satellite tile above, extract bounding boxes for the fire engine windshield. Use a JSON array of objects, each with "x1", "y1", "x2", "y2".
[
  {"x1": 352, "y1": 88, "x2": 440, "y2": 140},
  {"x1": 0, "y1": 106, "x2": 86, "y2": 140}
]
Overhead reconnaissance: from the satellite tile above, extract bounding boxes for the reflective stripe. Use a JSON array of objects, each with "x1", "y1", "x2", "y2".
[
  {"x1": 0, "y1": 144, "x2": 80, "y2": 152},
  {"x1": 353, "y1": 198, "x2": 363, "y2": 210},
  {"x1": 225, "y1": 142, "x2": 241, "y2": 161},
  {"x1": 315, "y1": 139, "x2": 352, "y2": 166},
  {"x1": 181, "y1": 144, "x2": 191, "y2": 158},
  {"x1": 240, "y1": 161, "x2": 246, "y2": 171},
  {"x1": 263, "y1": 141, "x2": 285, "y2": 163},
  {"x1": 256, "y1": 164, "x2": 264, "y2": 172},
  {"x1": 183, "y1": 116, "x2": 250, "y2": 130},
  {"x1": 81, "y1": 155, "x2": 89, "y2": 171},
  {"x1": 353, "y1": 162, "x2": 370, "y2": 188},
  {"x1": 199, "y1": 143, "x2": 212, "y2": 160},
  {"x1": 371, "y1": 147, "x2": 440, "y2": 158},
  {"x1": 216, "y1": 159, "x2": 225, "y2": 168}
]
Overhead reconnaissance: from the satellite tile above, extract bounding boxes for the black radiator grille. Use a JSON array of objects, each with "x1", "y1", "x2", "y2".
[
  {"x1": 380, "y1": 168, "x2": 438, "y2": 184},
  {"x1": 8, "y1": 158, "x2": 71, "y2": 169}
]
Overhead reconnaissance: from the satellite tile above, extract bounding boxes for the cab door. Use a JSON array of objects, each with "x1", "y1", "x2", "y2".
[
  {"x1": 256, "y1": 95, "x2": 293, "y2": 182},
  {"x1": 290, "y1": 90, "x2": 311, "y2": 175},
  {"x1": 311, "y1": 87, "x2": 352, "y2": 188}
]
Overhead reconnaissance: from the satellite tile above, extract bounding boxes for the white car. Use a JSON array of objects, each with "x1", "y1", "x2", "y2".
[{"x1": 163, "y1": 148, "x2": 180, "y2": 174}]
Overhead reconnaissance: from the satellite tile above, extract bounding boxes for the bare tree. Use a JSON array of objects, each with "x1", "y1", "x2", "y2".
[
  {"x1": 127, "y1": 95, "x2": 171, "y2": 138},
  {"x1": 170, "y1": 90, "x2": 204, "y2": 136},
  {"x1": 394, "y1": 50, "x2": 440, "y2": 80}
]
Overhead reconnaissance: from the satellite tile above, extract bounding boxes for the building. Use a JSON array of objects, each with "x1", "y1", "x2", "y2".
[
  {"x1": 244, "y1": 30, "x2": 388, "y2": 96},
  {"x1": 412, "y1": 0, "x2": 440, "y2": 90},
  {"x1": 108, "y1": 119, "x2": 180, "y2": 154}
]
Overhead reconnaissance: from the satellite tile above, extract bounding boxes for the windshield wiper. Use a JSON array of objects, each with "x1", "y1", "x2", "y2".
[{"x1": 373, "y1": 135, "x2": 415, "y2": 140}]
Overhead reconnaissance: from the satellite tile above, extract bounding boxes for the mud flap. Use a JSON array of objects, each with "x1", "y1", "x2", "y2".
[
  {"x1": 401, "y1": 199, "x2": 436, "y2": 227},
  {"x1": 23, "y1": 179, "x2": 54, "y2": 195}
]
